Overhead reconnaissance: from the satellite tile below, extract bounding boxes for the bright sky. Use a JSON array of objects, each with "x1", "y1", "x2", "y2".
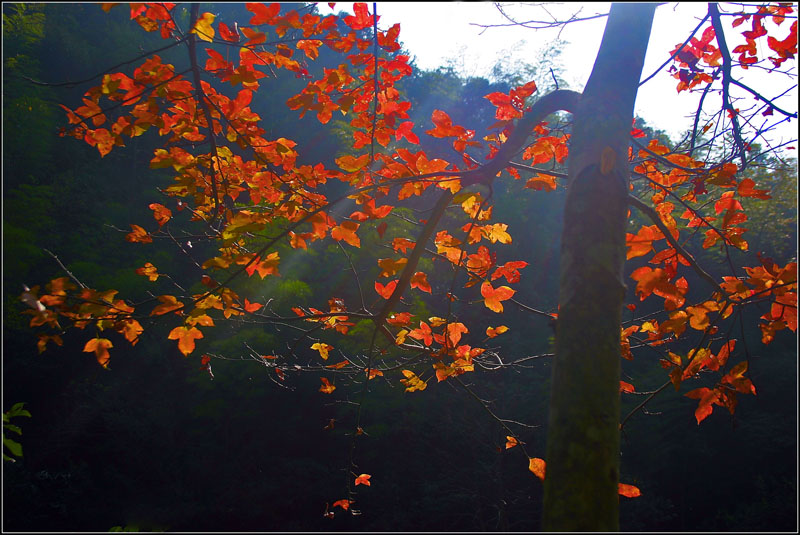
[{"x1": 318, "y1": 2, "x2": 797, "y2": 150}]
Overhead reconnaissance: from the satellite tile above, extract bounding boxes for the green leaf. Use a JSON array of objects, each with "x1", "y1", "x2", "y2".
[
  {"x1": 6, "y1": 402, "x2": 31, "y2": 419},
  {"x1": 4, "y1": 436, "x2": 23, "y2": 458}
]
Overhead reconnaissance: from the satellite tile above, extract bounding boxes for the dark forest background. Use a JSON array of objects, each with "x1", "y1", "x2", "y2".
[{"x1": 3, "y1": 3, "x2": 797, "y2": 531}]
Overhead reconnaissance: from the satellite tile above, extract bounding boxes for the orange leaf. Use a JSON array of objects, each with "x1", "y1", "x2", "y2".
[
  {"x1": 407, "y1": 322, "x2": 433, "y2": 346},
  {"x1": 375, "y1": 280, "x2": 398, "y2": 299},
  {"x1": 618, "y1": 483, "x2": 641, "y2": 498},
  {"x1": 386, "y1": 312, "x2": 412, "y2": 326},
  {"x1": 244, "y1": 252, "x2": 281, "y2": 279},
  {"x1": 410, "y1": 271, "x2": 432, "y2": 293},
  {"x1": 168, "y1": 326, "x2": 203, "y2": 356},
  {"x1": 685, "y1": 387, "x2": 720, "y2": 424},
  {"x1": 332, "y1": 499, "x2": 352, "y2": 510},
  {"x1": 426, "y1": 109, "x2": 466, "y2": 138},
  {"x1": 136, "y1": 262, "x2": 160, "y2": 281},
  {"x1": 446, "y1": 322, "x2": 468, "y2": 347},
  {"x1": 319, "y1": 377, "x2": 336, "y2": 394},
  {"x1": 118, "y1": 319, "x2": 143, "y2": 345},
  {"x1": 528, "y1": 457, "x2": 546, "y2": 481},
  {"x1": 486, "y1": 325, "x2": 509, "y2": 338},
  {"x1": 148, "y1": 203, "x2": 172, "y2": 226},
  {"x1": 335, "y1": 153, "x2": 370, "y2": 173},
  {"x1": 331, "y1": 220, "x2": 361, "y2": 247},
  {"x1": 83, "y1": 337, "x2": 113, "y2": 368},
  {"x1": 243, "y1": 298, "x2": 263, "y2": 313},
  {"x1": 620, "y1": 380, "x2": 635, "y2": 393},
  {"x1": 126, "y1": 224, "x2": 153, "y2": 243},
  {"x1": 626, "y1": 225, "x2": 663, "y2": 260},
  {"x1": 505, "y1": 436, "x2": 519, "y2": 449},
  {"x1": 491, "y1": 261, "x2": 528, "y2": 284},
  {"x1": 366, "y1": 368, "x2": 383, "y2": 380},
  {"x1": 151, "y1": 295, "x2": 184, "y2": 316},
  {"x1": 186, "y1": 314, "x2": 214, "y2": 327},
  {"x1": 481, "y1": 282, "x2": 515, "y2": 313},
  {"x1": 354, "y1": 473, "x2": 371, "y2": 486}
]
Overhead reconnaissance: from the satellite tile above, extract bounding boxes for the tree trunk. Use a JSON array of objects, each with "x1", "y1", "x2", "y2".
[{"x1": 542, "y1": 4, "x2": 655, "y2": 531}]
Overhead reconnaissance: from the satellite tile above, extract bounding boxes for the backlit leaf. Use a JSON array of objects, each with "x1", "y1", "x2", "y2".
[
  {"x1": 400, "y1": 369, "x2": 427, "y2": 392},
  {"x1": 408, "y1": 322, "x2": 432, "y2": 346},
  {"x1": 136, "y1": 262, "x2": 160, "y2": 281},
  {"x1": 311, "y1": 342, "x2": 333, "y2": 360},
  {"x1": 332, "y1": 499, "x2": 352, "y2": 510},
  {"x1": 354, "y1": 473, "x2": 371, "y2": 486},
  {"x1": 319, "y1": 377, "x2": 336, "y2": 394},
  {"x1": 168, "y1": 326, "x2": 203, "y2": 356},
  {"x1": 83, "y1": 337, "x2": 113, "y2": 368},
  {"x1": 126, "y1": 224, "x2": 152, "y2": 243},
  {"x1": 331, "y1": 220, "x2": 361, "y2": 247},
  {"x1": 528, "y1": 457, "x2": 546, "y2": 481},
  {"x1": 344, "y1": 2, "x2": 374, "y2": 30},
  {"x1": 375, "y1": 280, "x2": 398, "y2": 299},
  {"x1": 410, "y1": 271, "x2": 431, "y2": 293},
  {"x1": 486, "y1": 325, "x2": 508, "y2": 338},
  {"x1": 481, "y1": 282, "x2": 515, "y2": 313},
  {"x1": 191, "y1": 12, "x2": 215, "y2": 42},
  {"x1": 618, "y1": 483, "x2": 641, "y2": 498},
  {"x1": 149, "y1": 203, "x2": 172, "y2": 226},
  {"x1": 151, "y1": 295, "x2": 184, "y2": 316}
]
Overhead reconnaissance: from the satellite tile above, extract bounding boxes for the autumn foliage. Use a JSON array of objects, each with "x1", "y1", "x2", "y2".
[{"x1": 20, "y1": 2, "x2": 797, "y2": 518}]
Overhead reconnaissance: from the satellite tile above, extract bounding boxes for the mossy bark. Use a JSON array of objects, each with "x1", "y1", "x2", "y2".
[{"x1": 542, "y1": 4, "x2": 655, "y2": 531}]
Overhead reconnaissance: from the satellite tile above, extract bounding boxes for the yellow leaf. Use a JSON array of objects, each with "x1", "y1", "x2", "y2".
[
  {"x1": 427, "y1": 316, "x2": 447, "y2": 327},
  {"x1": 192, "y1": 12, "x2": 215, "y2": 42},
  {"x1": 481, "y1": 223, "x2": 512, "y2": 244},
  {"x1": 395, "y1": 328, "x2": 409, "y2": 345},
  {"x1": 377, "y1": 257, "x2": 408, "y2": 278},
  {"x1": 311, "y1": 342, "x2": 333, "y2": 360},
  {"x1": 400, "y1": 369, "x2": 427, "y2": 392}
]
